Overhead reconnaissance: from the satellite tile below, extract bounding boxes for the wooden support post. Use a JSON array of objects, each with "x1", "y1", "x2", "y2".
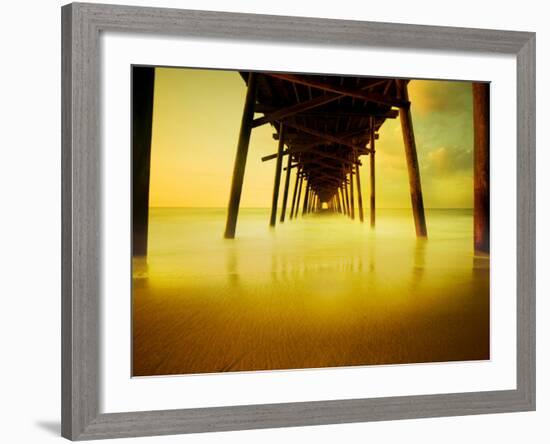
[
  {"x1": 349, "y1": 168, "x2": 355, "y2": 220},
  {"x1": 369, "y1": 117, "x2": 376, "y2": 228},
  {"x1": 132, "y1": 66, "x2": 155, "y2": 257},
  {"x1": 337, "y1": 192, "x2": 342, "y2": 213},
  {"x1": 355, "y1": 158, "x2": 364, "y2": 222},
  {"x1": 280, "y1": 149, "x2": 292, "y2": 223},
  {"x1": 294, "y1": 174, "x2": 304, "y2": 218},
  {"x1": 473, "y1": 83, "x2": 490, "y2": 255},
  {"x1": 340, "y1": 187, "x2": 347, "y2": 215},
  {"x1": 397, "y1": 80, "x2": 427, "y2": 238},
  {"x1": 224, "y1": 73, "x2": 258, "y2": 239},
  {"x1": 344, "y1": 182, "x2": 351, "y2": 217},
  {"x1": 302, "y1": 181, "x2": 310, "y2": 216},
  {"x1": 289, "y1": 167, "x2": 300, "y2": 219},
  {"x1": 270, "y1": 122, "x2": 286, "y2": 227}
]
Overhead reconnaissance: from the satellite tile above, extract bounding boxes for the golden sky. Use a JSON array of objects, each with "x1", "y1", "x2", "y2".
[{"x1": 149, "y1": 68, "x2": 474, "y2": 208}]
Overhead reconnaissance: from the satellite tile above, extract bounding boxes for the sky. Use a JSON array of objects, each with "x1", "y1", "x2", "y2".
[{"x1": 148, "y1": 67, "x2": 474, "y2": 208}]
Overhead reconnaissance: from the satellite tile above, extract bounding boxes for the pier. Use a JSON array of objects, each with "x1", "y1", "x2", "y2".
[{"x1": 132, "y1": 68, "x2": 490, "y2": 257}]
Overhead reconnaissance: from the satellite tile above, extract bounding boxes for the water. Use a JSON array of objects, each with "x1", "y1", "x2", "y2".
[{"x1": 132, "y1": 208, "x2": 489, "y2": 376}]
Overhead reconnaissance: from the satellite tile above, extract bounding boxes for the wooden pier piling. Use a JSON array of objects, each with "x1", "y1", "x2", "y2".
[
  {"x1": 473, "y1": 82, "x2": 490, "y2": 255},
  {"x1": 369, "y1": 117, "x2": 376, "y2": 228},
  {"x1": 344, "y1": 181, "x2": 351, "y2": 218},
  {"x1": 349, "y1": 167, "x2": 355, "y2": 220},
  {"x1": 270, "y1": 122, "x2": 285, "y2": 227},
  {"x1": 397, "y1": 80, "x2": 427, "y2": 238},
  {"x1": 340, "y1": 187, "x2": 347, "y2": 215},
  {"x1": 355, "y1": 157, "x2": 364, "y2": 222},
  {"x1": 224, "y1": 73, "x2": 258, "y2": 239},
  {"x1": 289, "y1": 166, "x2": 300, "y2": 219},
  {"x1": 302, "y1": 181, "x2": 310, "y2": 216},
  {"x1": 280, "y1": 148, "x2": 292, "y2": 222},
  {"x1": 132, "y1": 66, "x2": 155, "y2": 256},
  {"x1": 294, "y1": 174, "x2": 304, "y2": 218}
]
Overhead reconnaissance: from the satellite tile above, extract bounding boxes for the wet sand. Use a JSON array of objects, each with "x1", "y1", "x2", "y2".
[{"x1": 132, "y1": 208, "x2": 489, "y2": 376}]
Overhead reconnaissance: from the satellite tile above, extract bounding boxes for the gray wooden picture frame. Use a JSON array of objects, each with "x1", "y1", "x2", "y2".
[{"x1": 61, "y1": 2, "x2": 536, "y2": 440}]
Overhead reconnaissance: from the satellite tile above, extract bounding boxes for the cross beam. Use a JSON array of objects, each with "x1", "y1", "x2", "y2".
[
  {"x1": 267, "y1": 73, "x2": 409, "y2": 108},
  {"x1": 284, "y1": 120, "x2": 371, "y2": 154},
  {"x1": 262, "y1": 146, "x2": 361, "y2": 165},
  {"x1": 252, "y1": 78, "x2": 391, "y2": 127}
]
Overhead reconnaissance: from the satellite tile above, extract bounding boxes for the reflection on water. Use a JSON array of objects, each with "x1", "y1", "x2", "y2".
[{"x1": 132, "y1": 208, "x2": 489, "y2": 376}]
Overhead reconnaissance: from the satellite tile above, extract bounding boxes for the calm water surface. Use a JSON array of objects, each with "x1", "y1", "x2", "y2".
[{"x1": 133, "y1": 208, "x2": 489, "y2": 376}]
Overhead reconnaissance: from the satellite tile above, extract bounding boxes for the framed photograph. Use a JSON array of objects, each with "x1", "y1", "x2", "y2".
[{"x1": 61, "y1": 2, "x2": 536, "y2": 440}]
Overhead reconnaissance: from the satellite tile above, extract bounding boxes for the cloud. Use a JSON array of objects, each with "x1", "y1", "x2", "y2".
[
  {"x1": 409, "y1": 80, "x2": 472, "y2": 117},
  {"x1": 425, "y1": 146, "x2": 472, "y2": 175}
]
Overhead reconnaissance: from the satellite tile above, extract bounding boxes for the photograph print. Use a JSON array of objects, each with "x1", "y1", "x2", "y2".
[{"x1": 131, "y1": 67, "x2": 490, "y2": 377}]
